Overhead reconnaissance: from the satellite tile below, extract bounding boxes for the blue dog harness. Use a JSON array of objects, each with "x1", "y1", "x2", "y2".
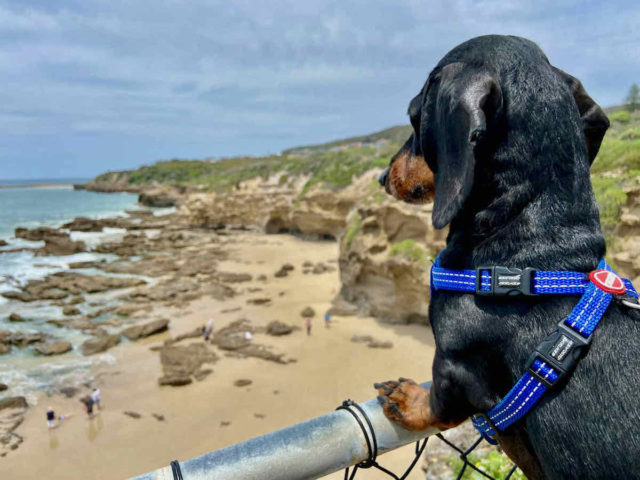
[{"x1": 430, "y1": 255, "x2": 639, "y2": 444}]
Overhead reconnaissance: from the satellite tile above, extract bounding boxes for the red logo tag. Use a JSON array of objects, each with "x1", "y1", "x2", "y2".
[{"x1": 589, "y1": 270, "x2": 626, "y2": 295}]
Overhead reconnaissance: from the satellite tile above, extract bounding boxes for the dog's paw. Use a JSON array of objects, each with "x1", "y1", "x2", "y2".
[{"x1": 374, "y1": 377, "x2": 432, "y2": 431}]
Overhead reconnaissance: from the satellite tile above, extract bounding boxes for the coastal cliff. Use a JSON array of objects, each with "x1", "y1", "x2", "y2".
[{"x1": 72, "y1": 110, "x2": 640, "y2": 324}]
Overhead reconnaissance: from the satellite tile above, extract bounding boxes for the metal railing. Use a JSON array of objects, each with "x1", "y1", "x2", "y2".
[{"x1": 131, "y1": 382, "x2": 439, "y2": 480}]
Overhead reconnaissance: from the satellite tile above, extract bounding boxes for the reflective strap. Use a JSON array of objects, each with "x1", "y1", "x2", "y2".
[
  {"x1": 487, "y1": 359, "x2": 559, "y2": 430},
  {"x1": 431, "y1": 260, "x2": 639, "y2": 298},
  {"x1": 431, "y1": 266, "x2": 590, "y2": 295},
  {"x1": 474, "y1": 259, "x2": 615, "y2": 438}
]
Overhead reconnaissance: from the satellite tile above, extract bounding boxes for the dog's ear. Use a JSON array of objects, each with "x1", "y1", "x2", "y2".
[
  {"x1": 429, "y1": 63, "x2": 502, "y2": 229},
  {"x1": 553, "y1": 67, "x2": 609, "y2": 164}
]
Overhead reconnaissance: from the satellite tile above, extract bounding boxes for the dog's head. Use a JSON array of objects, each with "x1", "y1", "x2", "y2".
[{"x1": 379, "y1": 35, "x2": 609, "y2": 230}]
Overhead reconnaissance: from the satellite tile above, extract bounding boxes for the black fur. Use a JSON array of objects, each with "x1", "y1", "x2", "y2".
[{"x1": 404, "y1": 35, "x2": 639, "y2": 479}]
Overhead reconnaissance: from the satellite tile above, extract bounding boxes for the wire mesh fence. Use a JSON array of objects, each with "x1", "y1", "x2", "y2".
[{"x1": 338, "y1": 400, "x2": 523, "y2": 480}]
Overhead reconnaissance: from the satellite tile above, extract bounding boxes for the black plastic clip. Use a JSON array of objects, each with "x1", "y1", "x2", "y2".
[
  {"x1": 471, "y1": 413, "x2": 499, "y2": 445},
  {"x1": 617, "y1": 293, "x2": 640, "y2": 310},
  {"x1": 526, "y1": 322, "x2": 592, "y2": 388},
  {"x1": 476, "y1": 266, "x2": 538, "y2": 296}
]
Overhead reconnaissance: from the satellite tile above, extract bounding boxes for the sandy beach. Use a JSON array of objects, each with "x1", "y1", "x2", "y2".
[{"x1": 2, "y1": 231, "x2": 436, "y2": 480}]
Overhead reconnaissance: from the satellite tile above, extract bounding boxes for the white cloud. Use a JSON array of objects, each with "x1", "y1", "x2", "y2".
[{"x1": 0, "y1": 0, "x2": 638, "y2": 177}]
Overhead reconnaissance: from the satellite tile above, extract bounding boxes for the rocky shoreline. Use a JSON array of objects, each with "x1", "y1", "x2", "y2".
[
  {"x1": 71, "y1": 173, "x2": 640, "y2": 323},
  {"x1": 0, "y1": 203, "x2": 345, "y2": 457}
]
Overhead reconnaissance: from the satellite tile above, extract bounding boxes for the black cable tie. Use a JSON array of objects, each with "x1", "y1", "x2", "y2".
[
  {"x1": 170, "y1": 460, "x2": 183, "y2": 480},
  {"x1": 336, "y1": 399, "x2": 378, "y2": 468},
  {"x1": 336, "y1": 399, "x2": 429, "y2": 480}
]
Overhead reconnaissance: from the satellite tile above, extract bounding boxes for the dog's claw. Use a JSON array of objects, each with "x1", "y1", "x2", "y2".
[{"x1": 375, "y1": 382, "x2": 394, "y2": 395}]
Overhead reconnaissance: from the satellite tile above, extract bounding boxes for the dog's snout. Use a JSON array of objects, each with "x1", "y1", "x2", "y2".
[{"x1": 378, "y1": 167, "x2": 390, "y2": 187}]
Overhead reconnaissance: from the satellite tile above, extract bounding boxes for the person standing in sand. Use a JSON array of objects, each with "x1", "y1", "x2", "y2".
[
  {"x1": 305, "y1": 318, "x2": 311, "y2": 336},
  {"x1": 81, "y1": 395, "x2": 95, "y2": 418},
  {"x1": 46, "y1": 407, "x2": 56, "y2": 429},
  {"x1": 204, "y1": 319, "x2": 214, "y2": 341},
  {"x1": 324, "y1": 312, "x2": 331, "y2": 328},
  {"x1": 91, "y1": 387, "x2": 101, "y2": 410}
]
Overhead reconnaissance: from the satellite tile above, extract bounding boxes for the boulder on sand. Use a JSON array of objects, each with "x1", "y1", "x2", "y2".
[
  {"x1": 274, "y1": 268, "x2": 288, "y2": 278},
  {"x1": 158, "y1": 343, "x2": 218, "y2": 387},
  {"x1": 0, "y1": 396, "x2": 28, "y2": 411},
  {"x1": 158, "y1": 376, "x2": 192, "y2": 387},
  {"x1": 217, "y1": 272, "x2": 252, "y2": 283},
  {"x1": 266, "y1": 321, "x2": 296, "y2": 336},
  {"x1": 121, "y1": 318, "x2": 169, "y2": 340},
  {"x1": 300, "y1": 306, "x2": 315, "y2": 318}
]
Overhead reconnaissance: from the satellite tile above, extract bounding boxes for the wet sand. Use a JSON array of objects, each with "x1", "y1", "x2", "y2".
[{"x1": 3, "y1": 233, "x2": 436, "y2": 479}]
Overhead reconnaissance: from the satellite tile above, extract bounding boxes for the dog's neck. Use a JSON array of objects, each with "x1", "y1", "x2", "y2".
[{"x1": 440, "y1": 154, "x2": 606, "y2": 272}]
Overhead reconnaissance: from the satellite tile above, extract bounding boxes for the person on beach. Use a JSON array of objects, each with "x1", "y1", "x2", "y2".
[
  {"x1": 324, "y1": 312, "x2": 331, "y2": 328},
  {"x1": 91, "y1": 387, "x2": 101, "y2": 410},
  {"x1": 204, "y1": 319, "x2": 214, "y2": 341},
  {"x1": 305, "y1": 318, "x2": 311, "y2": 336},
  {"x1": 47, "y1": 408, "x2": 72, "y2": 428},
  {"x1": 46, "y1": 407, "x2": 56, "y2": 429},
  {"x1": 81, "y1": 395, "x2": 95, "y2": 418}
]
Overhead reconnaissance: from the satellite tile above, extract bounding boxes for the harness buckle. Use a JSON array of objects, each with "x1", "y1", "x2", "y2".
[
  {"x1": 526, "y1": 322, "x2": 592, "y2": 388},
  {"x1": 476, "y1": 266, "x2": 538, "y2": 296}
]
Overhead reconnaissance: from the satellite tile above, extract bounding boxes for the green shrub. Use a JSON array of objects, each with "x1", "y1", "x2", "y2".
[
  {"x1": 592, "y1": 137, "x2": 640, "y2": 176},
  {"x1": 93, "y1": 141, "x2": 400, "y2": 194},
  {"x1": 619, "y1": 126, "x2": 640, "y2": 141},
  {"x1": 609, "y1": 110, "x2": 631, "y2": 125},
  {"x1": 591, "y1": 176, "x2": 627, "y2": 235},
  {"x1": 389, "y1": 239, "x2": 430, "y2": 265},
  {"x1": 344, "y1": 213, "x2": 363, "y2": 248},
  {"x1": 446, "y1": 451, "x2": 526, "y2": 480}
]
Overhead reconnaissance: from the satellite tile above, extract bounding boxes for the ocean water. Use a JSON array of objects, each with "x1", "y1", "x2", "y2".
[
  {"x1": 0, "y1": 184, "x2": 144, "y2": 403},
  {"x1": 0, "y1": 186, "x2": 139, "y2": 238}
]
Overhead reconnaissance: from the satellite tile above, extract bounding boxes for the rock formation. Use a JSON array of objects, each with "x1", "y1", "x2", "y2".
[
  {"x1": 34, "y1": 341, "x2": 72, "y2": 356},
  {"x1": 335, "y1": 203, "x2": 446, "y2": 324},
  {"x1": 121, "y1": 318, "x2": 170, "y2": 340},
  {"x1": 612, "y1": 186, "x2": 640, "y2": 284},
  {"x1": 158, "y1": 342, "x2": 218, "y2": 386},
  {"x1": 81, "y1": 333, "x2": 121, "y2": 355}
]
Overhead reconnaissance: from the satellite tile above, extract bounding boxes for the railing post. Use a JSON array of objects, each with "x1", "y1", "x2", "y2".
[{"x1": 131, "y1": 382, "x2": 437, "y2": 480}]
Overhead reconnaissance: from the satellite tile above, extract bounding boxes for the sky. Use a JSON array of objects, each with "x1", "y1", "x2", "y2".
[{"x1": 1, "y1": 1, "x2": 639, "y2": 180}]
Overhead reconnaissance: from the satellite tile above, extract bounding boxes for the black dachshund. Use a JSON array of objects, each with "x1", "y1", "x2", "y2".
[{"x1": 376, "y1": 35, "x2": 639, "y2": 479}]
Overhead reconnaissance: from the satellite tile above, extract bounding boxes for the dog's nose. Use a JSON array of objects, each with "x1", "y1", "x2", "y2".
[{"x1": 378, "y1": 167, "x2": 390, "y2": 187}]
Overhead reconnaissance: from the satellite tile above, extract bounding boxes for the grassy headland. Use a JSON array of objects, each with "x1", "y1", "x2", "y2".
[{"x1": 89, "y1": 108, "x2": 640, "y2": 233}]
